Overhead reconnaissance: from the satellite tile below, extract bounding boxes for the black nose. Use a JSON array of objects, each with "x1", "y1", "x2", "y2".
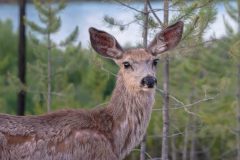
[{"x1": 141, "y1": 76, "x2": 157, "y2": 88}]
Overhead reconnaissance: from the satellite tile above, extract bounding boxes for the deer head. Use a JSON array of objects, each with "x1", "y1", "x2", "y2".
[{"x1": 89, "y1": 21, "x2": 183, "y2": 93}]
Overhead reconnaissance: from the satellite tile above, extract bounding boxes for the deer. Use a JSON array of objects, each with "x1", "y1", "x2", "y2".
[{"x1": 0, "y1": 21, "x2": 183, "y2": 160}]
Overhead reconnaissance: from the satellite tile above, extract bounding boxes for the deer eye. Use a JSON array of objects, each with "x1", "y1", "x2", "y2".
[
  {"x1": 153, "y1": 59, "x2": 159, "y2": 66},
  {"x1": 123, "y1": 62, "x2": 131, "y2": 69}
]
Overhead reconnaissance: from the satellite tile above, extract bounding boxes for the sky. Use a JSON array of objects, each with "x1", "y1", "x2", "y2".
[{"x1": 0, "y1": 1, "x2": 237, "y2": 48}]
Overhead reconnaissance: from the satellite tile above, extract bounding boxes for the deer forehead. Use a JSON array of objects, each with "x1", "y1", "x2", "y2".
[{"x1": 122, "y1": 49, "x2": 154, "y2": 62}]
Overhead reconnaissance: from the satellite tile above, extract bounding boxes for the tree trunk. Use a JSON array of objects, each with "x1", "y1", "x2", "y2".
[
  {"x1": 237, "y1": 64, "x2": 240, "y2": 160},
  {"x1": 143, "y1": 0, "x2": 148, "y2": 48},
  {"x1": 140, "y1": 135, "x2": 147, "y2": 160},
  {"x1": 47, "y1": 30, "x2": 51, "y2": 113},
  {"x1": 182, "y1": 124, "x2": 189, "y2": 160},
  {"x1": 203, "y1": 147, "x2": 211, "y2": 160},
  {"x1": 220, "y1": 138, "x2": 224, "y2": 160},
  {"x1": 189, "y1": 91, "x2": 197, "y2": 160},
  {"x1": 190, "y1": 120, "x2": 196, "y2": 160},
  {"x1": 171, "y1": 134, "x2": 177, "y2": 160},
  {"x1": 238, "y1": 0, "x2": 240, "y2": 33},
  {"x1": 140, "y1": 1, "x2": 149, "y2": 160},
  {"x1": 236, "y1": 1, "x2": 240, "y2": 160},
  {"x1": 17, "y1": 0, "x2": 26, "y2": 116},
  {"x1": 162, "y1": 50, "x2": 170, "y2": 160},
  {"x1": 183, "y1": 90, "x2": 195, "y2": 160},
  {"x1": 47, "y1": 4, "x2": 52, "y2": 113},
  {"x1": 161, "y1": 0, "x2": 169, "y2": 159}
]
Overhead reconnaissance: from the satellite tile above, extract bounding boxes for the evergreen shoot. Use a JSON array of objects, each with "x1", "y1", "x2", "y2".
[{"x1": 25, "y1": 0, "x2": 79, "y2": 112}]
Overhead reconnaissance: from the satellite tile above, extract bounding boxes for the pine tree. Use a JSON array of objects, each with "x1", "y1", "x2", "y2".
[
  {"x1": 17, "y1": 0, "x2": 26, "y2": 116},
  {"x1": 161, "y1": 0, "x2": 170, "y2": 159},
  {"x1": 140, "y1": 2, "x2": 149, "y2": 160},
  {"x1": 224, "y1": 1, "x2": 240, "y2": 159},
  {"x1": 25, "y1": 0, "x2": 79, "y2": 112}
]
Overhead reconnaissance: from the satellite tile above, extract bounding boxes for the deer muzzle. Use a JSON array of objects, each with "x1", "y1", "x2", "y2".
[{"x1": 141, "y1": 76, "x2": 157, "y2": 88}]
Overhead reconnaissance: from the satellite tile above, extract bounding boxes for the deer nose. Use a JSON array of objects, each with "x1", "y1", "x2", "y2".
[{"x1": 141, "y1": 76, "x2": 157, "y2": 88}]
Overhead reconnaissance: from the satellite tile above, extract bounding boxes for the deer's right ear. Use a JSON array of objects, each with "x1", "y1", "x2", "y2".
[{"x1": 89, "y1": 27, "x2": 123, "y2": 59}]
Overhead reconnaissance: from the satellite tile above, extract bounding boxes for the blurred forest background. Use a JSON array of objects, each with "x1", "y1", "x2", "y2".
[{"x1": 0, "y1": 0, "x2": 240, "y2": 160}]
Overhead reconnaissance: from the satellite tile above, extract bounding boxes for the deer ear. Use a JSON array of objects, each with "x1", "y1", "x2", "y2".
[
  {"x1": 89, "y1": 27, "x2": 123, "y2": 59},
  {"x1": 148, "y1": 21, "x2": 184, "y2": 55}
]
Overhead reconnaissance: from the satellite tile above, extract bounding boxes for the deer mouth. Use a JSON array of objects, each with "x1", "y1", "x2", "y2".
[
  {"x1": 141, "y1": 85, "x2": 156, "y2": 91},
  {"x1": 140, "y1": 82, "x2": 157, "y2": 91}
]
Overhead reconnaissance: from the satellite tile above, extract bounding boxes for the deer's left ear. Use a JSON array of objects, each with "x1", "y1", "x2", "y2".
[{"x1": 148, "y1": 21, "x2": 184, "y2": 56}]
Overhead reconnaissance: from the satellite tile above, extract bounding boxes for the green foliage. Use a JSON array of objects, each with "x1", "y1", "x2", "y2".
[
  {"x1": 174, "y1": 0, "x2": 217, "y2": 41},
  {"x1": 104, "y1": 15, "x2": 126, "y2": 31},
  {"x1": 223, "y1": 0, "x2": 240, "y2": 63},
  {"x1": 0, "y1": 20, "x2": 18, "y2": 114},
  {"x1": 0, "y1": 18, "x2": 116, "y2": 113},
  {"x1": 1, "y1": 1, "x2": 240, "y2": 160},
  {"x1": 60, "y1": 27, "x2": 79, "y2": 46},
  {"x1": 25, "y1": 0, "x2": 79, "y2": 112},
  {"x1": 0, "y1": 20, "x2": 17, "y2": 74},
  {"x1": 224, "y1": 2, "x2": 239, "y2": 33},
  {"x1": 229, "y1": 39, "x2": 240, "y2": 60}
]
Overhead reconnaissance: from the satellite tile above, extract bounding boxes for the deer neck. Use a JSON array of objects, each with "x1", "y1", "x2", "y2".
[{"x1": 106, "y1": 73, "x2": 155, "y2": 158}]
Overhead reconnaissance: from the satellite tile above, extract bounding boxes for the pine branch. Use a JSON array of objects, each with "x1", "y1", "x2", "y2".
[
  {"x1": 33, "y1": 0, "x2": 49, "y2": 18},
  {"x1": 181, "y1": 16, "x2": 199, "y2": 41},
  {"x1": 25, "y1": 19, "x2": 48, "y2": 34},
  {"x1": 223, "y1": 15, "x2": 235, "y2": 36},
  {"x1": 51, "y1": 0, "x2": 66, "y2": 15},
  {"x1": 224, "y1": 2, "x2": 238, "y2": 22},
  {"x1": 60, "y1": 26, "x2": 79, "y2": 46},
  {"x1": 175, "y1": 1, "x2": 214, "y2": 21},
  {"x1": 104, "y1": 15, "x2": 138, "y2": 31},
  {"x1": 229, "y1": 40, "x2": 240, "y2": 60},
  {"x1": 48, "y1": 16, "x2": 61, "y2": 33},
  {"x1": 196, "y1": 6, "x2": 217, "y2": 40},
  {"x1": 38, "y1": 14, "x2": 48, "y2": 24},
  {"x1": 28, "y1": 32, "x2": 40, "y2": 45}
]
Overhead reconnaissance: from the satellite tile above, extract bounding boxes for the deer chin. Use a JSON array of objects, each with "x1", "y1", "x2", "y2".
[{"x1": 125, "y1": 84, "x2": 155, "y2": 93}]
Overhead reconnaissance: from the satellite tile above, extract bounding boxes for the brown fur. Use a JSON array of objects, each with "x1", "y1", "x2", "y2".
[
  {"x1": 5, "y1": 134, "x2": 33, "y2": 145},
  {"x1": 0, "y1": 21, "x2": 183, "y2": 160},
  {"x1": 0, "y1": 74, "x2": 154, "y2": 160}
]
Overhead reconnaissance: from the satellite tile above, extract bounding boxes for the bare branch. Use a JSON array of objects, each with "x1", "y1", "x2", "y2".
[
  {"x1": 149, "y1": 158, "x2": 161, "y2": 160},
  {"x1": 113, "y1": 0, "x2": 143, "y2": 13},
  {"x1": 147, "y1": 0, "x2": 164, "y2": 27},
  {"x1": 148, "y1": 0, "x2": 213, "y2": 13},
  {"x1": 148, "y1": 7, "x2": 184, "y2": 13},
  {"x1": 156, "y1": 88, "x2": 184, "y2": 105},
  {"x1": 147, "y1": 132, "x2": 184, "y2": 138},
  {"x1": 90, "y1": 54, "x2": 118, "y2": 78},
  {"x1": 156, "y1": 88, "x2": 203, "y2": 116},
  {"x1": 132, "y1": 149, "x2": 153, "y2": 160},
  {"x1": 153, "y1": 94, "x2": 218, "y2": 115},
  {"x1": 27, "y1": 89, "x2": 67, "y2": 97}
]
